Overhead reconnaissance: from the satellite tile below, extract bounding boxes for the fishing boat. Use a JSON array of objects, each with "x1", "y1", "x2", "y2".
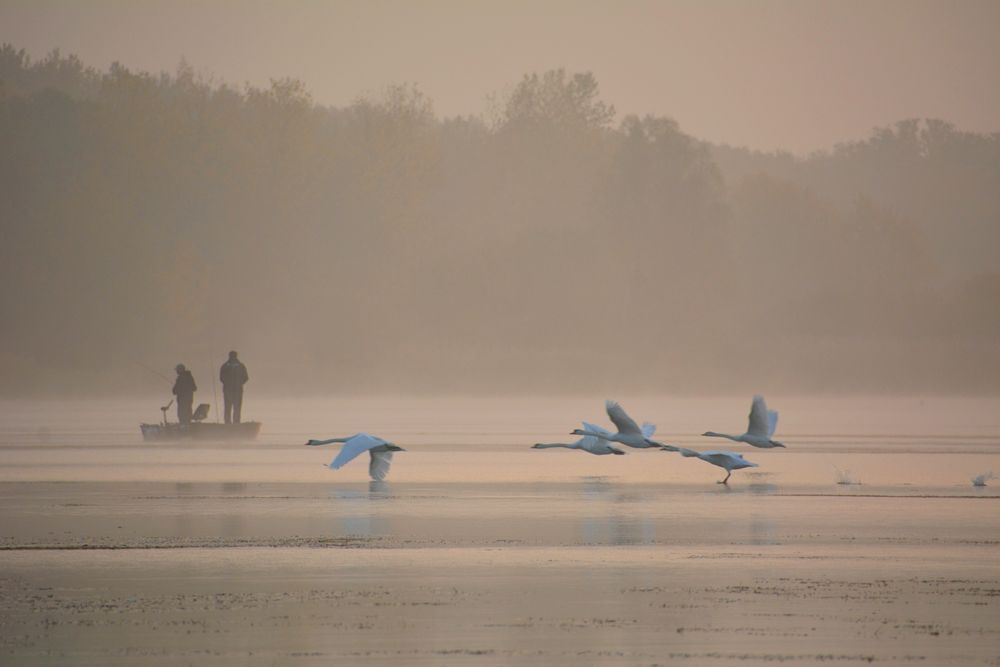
[{"x1": 140, "y1": 402, "x2": 261, "y2": 441}]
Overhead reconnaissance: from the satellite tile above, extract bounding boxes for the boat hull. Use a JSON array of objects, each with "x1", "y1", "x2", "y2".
[{"x1": 140, "y1": 421, "x2": 261, "y2": 441}]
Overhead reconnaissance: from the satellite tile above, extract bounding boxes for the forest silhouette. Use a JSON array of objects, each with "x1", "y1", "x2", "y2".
[{"x1": 2, "y1": 45, "x2": 998, "y2": 396}]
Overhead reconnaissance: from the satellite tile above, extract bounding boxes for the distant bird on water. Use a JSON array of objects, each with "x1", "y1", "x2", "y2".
[
  {"x1": 533, "y1": 422, "x2": 626, "y2": 455},
  {"x1": 660, "y1": 445, "x2": 758, "y2": 484},
  {"x1": 571, "y1": 400, "x2": 660, "y2": 449},
  {"x1": 305, "y1": 433, "x2": 405, "y2": 481},
  {"x1": 972, "y1": 471, "x2": 996, "y2": 487},
  {"x1": 703, "y1": 394, "x2": 785, "y2": 448}
]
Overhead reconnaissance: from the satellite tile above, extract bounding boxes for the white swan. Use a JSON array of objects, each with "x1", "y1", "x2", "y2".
[
  {"x1": 703, "y1": 395, "x2": 785, "y2": 448},
  {"x1": 660, "y1": 444, "x2": 758, "y2": 484},
  {"x1": 533, "y1": 422, "x2": 626, "y2": 455},
  {"x1": 571, "y1": 400, "x2": 659, "y2": 449},
  {"x1": 305, "y1": 433, "x2": 405, "y2": 481}
]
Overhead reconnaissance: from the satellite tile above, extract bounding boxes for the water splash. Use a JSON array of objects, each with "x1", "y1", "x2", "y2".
[{"x1": 834, "y1": 466, "x2": 861, "y2": 485}]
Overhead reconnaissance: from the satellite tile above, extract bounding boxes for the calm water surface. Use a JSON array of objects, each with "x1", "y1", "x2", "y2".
[{"x1": 1, "y1": 397, "x2": 998, "y2": 665}]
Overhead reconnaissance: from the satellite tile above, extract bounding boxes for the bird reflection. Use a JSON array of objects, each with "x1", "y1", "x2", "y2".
[
  {"x1": 329, "y1": 485, "x2": 390, "y2": 537},
  {"x1": 581, "y1": 476, "x2": 613, "y2": 497},
  {"x1": 749, "y1": 517, "x2": 778, "y2": 545},
  {"x1": 577, "y1": 477, "x2": 655, "y2": 545}
]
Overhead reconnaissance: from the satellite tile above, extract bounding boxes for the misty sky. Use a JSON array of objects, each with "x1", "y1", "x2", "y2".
[{"x1": 2, "y1": 0, "x2": 998, "y2": 153}]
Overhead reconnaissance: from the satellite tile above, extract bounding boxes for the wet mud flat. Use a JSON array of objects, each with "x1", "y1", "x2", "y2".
[
  {"x1": 1, "y1": 546, "x2": 998, "y2": 666},
  {"x1": 1, "y1": 482, "x2": 999, "y2": 666}
]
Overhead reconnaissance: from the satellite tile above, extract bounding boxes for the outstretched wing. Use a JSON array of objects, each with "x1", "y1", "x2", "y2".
[
  {"x1": 368, "y1": 450, "x2": 394, "y2": 481},
  {"x1": 767, "y1": 410, "x2": 779, "y2": 437},
  {"x1": 581, "y1": 421, "x2": 611, "y2": 437},
  {"x1": 577, "y1": 422, "x2": 611, "y2": 452},
  {"x1": 641, "y1": 422, "x2": 656, "y2": 438},
  {"x1": 606, "y1": 400, "x2": 642, "y2": 435},
  {"x1": 747, "y1": 395, "x2": 770, "y2": 437},
  {"x1": 330, "y1": 433, "x2": 385, "y2": 469}
]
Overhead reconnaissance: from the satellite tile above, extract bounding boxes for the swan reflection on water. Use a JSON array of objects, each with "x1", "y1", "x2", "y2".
[
  {"x1": 577, "y1": 477, "x2": 655, "y2": 545},
  {"x1": 328, "y1": 483, "x2": 391, "y2": 537},
  {"x1": 749, "y1": 517, "x2": 780, "y2": 545}
]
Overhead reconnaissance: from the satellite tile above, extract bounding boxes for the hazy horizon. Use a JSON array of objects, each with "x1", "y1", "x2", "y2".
[
  {"x1": 2, "y1": 3, "x2": 999, "y2": 398},
  {"x1": 2, "y1": 0, "x2": 999, "y2": 154}
]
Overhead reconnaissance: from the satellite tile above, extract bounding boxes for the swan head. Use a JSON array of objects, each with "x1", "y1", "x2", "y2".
[
  {"x1": 770, "y1": 441, "x2": 785, "y2": 448},
  {"x1": 384, "y1": 443, "x2": 405, "y2": 452}
]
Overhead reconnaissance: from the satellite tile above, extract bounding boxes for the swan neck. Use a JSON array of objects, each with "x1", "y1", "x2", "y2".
[{"x1": 309, "y1": 437, "x2": 348, "y2": 446}]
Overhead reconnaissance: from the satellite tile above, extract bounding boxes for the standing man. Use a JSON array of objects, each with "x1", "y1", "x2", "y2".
[
  {"x1": 172, "y1": 364, "x2": 197, "y2": 425},
  {"x1": 220, "y1": 350, "x2": 249, "y2": 424}
]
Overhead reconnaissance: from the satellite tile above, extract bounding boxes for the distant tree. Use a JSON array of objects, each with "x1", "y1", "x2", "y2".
[{"x1": 493, "y1": 69, "x2": 615, "y2": 133}]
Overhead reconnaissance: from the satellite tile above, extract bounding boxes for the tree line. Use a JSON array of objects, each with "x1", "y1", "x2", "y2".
[{"x1": 2, "y1": 45, "x2": 998, "y2": 396}]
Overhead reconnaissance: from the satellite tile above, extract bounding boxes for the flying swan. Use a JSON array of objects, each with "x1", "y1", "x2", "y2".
[
  {"x1": 571, "y1": 400, "x2": 659, "y2": 449},
  {"x1": 660, "y1": 445, "x2": 759, "y2": 484},
  {"x1": 305, "y1": 433, "x2": 405, "y2": 481},
  {"x1": 533, "y1": 422, "x2": 626, "y2": 455},
  {"x1": 703, "y1": 394, "x2": 785, "y2": 448}
]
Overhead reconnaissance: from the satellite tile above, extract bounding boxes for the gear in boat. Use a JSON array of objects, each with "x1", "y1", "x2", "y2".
[{"x1": 140, "y1": 401, "x2": 261, "y2": 441}]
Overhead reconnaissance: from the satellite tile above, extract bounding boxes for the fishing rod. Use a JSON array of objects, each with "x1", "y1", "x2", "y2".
[
  {"x1": 209, "y1": 346, "x2": 220, "y2": 424},
  {"x1": 134, "y1": 360, "x2": 173, "y2": 384},
  {"x1": 133, "y1": 361, "x2": 176, "y2": 424}
]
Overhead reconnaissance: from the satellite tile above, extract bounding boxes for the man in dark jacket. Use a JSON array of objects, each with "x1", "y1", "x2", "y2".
[
  {"x1": 172, "y1": 364, "x2": 197, "y2": 424},
  {"x1": 220, "y1": 350, "x2": 249, "y2": 424}
]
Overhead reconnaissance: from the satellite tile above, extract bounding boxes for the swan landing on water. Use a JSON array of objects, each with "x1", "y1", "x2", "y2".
[
  {"x1": 703, "y1": 394, "x2": 785, "y2": 448},
  {"x1": 571, "y1": 400, "x2": 659, "y2": 449},
  {"x1": 533, "y1": 422, "x2": 626, "y2": 455},
  {"x1": 305, "y1": 433, "x2": 405, "y2": 481},
  {"x1": 660, "y1": 445, "x2": 758, "y2": 484}
]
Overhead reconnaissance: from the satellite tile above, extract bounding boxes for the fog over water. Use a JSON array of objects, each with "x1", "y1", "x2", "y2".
[
  {"x1": 3, "y1": 8, "x2": 1000, "y2": 664},
  {"x1": 1, "y1": 2, "x2": 999, "y2": 397}
]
